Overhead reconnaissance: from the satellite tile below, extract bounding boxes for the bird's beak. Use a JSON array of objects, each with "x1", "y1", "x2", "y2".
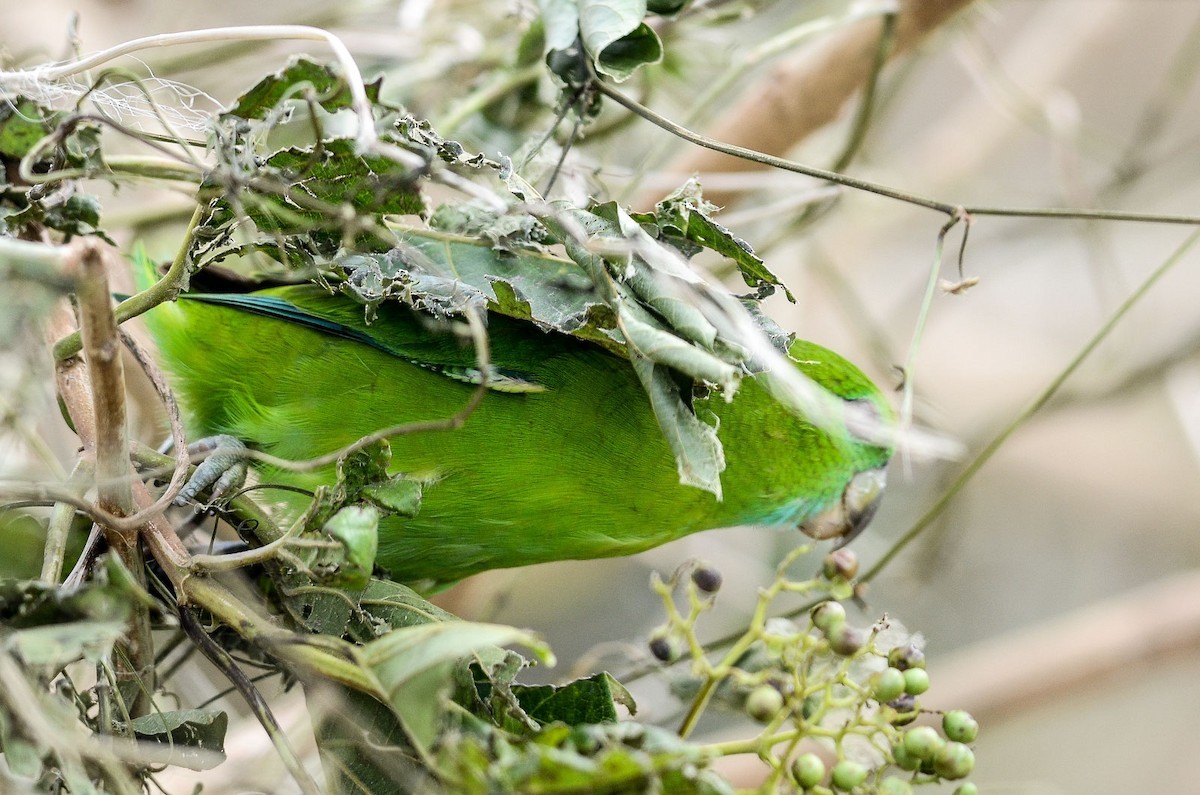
[{"x1": 798, "y1": 467, "x2": 887, "y2": 546}]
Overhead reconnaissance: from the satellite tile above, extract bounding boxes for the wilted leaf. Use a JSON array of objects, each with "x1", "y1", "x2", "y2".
[
  {"x1": 358, "y1": 622, "x2": 551, "y2": 753},
  {"x1": 2, "y1": 620, "x2": 126, "y2": 673},
  {"x1": 126, "y1": 710, "x2": 228, "y2": 771},
  {"x1": 631, "y1": 353, "x2": 725, "y2": 498},
  {"x1": 539, "y1": 0, "x2": 664, "y2": 81}
]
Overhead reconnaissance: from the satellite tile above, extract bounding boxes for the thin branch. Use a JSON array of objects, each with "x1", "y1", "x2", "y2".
[
  {"x1": 40, "y1": 459, "x2": 92, "y2": 584},
  {"x1": 68, "y1": 238, "x2": 156, "y2": 716},
  {"x1": 600, "y1": 81, "x2": 1200, "y2": 227},
  {"x1": 116, "y1": 326, "x2": 191, "y2": 524},
  {"x1": 178, "y1": 608, "x2": 322, "y2": 795}
]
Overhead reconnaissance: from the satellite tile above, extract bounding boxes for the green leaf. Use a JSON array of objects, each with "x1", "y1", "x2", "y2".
[
  {"x1": 647, "y1": 0, "x2": 688, "y2": 13},
  {"x1": 311, "y1": 685, "x2": 428, "y2": 794},
  {"x1": 592, "y1": 22, "x2": 663, "y2": 81},
  {"x1": 513, "y1": 672, "x2": 636, "y2": 726},
  {"x1": 274, "y1": 443, "x2": 431, "y2": 633},
  {"x1": 358, "y1": 622, "x2": 552, "y2": 754},
  {"x1": 199, "y1": 136, "x2": 425, "y2": 268},
  {"x1": 372, "y1": 224, "x2": 622, "y2": 352},
  {"x1": 322, "y1": 506, "x2": 380, "y2": 591},
  {"x1": 361, "y1": 476, "x2": 422, "y2": 517},
  {"x1": 428, "y1": 202, "x2": 550, "y2": 252},
  {"x1": 633, "y1": 179, "x2": 792, "y2": 301},
  {"x1": 348, "y1": 579, "x2": 459, "y2": 642},
  {"x1": 0, "y1": 510, "x2": 88, "y2": 580},
  {"x1": 43, "y1": 192, "x2": 110, "y2": 241},
  {"x1": 0, "y1": 97, "x2": 111, "y2": 242},
  {"x1": 436, "y1": 721, "x2": 733, "y2": 794},
  {"x1": 0, "y1": 97, "x2": 51, "y2": 158},
  {"x1": 0, "y1": 567, "x2": 133, "y2": 629},
  {"x1": 0, "y1": 703, "x2": 44, "y2": 780},
  {"x1": 2, "y1": 620, "x2": 126, "y2": 673},
  {"x1": 631, "y1": 353, "x2": 725, "y2": 498},
  {"x1": 256, "y1": 139, "x2": 424, "y2": 243},
  {"x1": 126, "y1": 710, "x2": 228, "y2": 771},
  {"x1": 225, "y1": 56, "x2": 384, "y2": 121},
  {"x1": 538, "y1": 0, "x2": 664, "y2": 82}
]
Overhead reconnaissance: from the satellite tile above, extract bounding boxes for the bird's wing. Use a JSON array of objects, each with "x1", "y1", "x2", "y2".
[{"x1": 181, "y1": 286, "x2": 551, "y2": 393}]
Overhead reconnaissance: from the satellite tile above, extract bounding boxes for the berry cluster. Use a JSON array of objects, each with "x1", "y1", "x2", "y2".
[{"x1": 648, "y1": 546, "x2": 980, "y2": 794}]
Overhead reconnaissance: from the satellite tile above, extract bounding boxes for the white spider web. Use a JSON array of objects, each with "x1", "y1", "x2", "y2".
[{"x1": 1, "y1": 56, "x2": 219, "y2": 136}]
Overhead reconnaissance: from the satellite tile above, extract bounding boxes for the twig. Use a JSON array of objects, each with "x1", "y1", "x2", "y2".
[
  {"x1": 67, "y1": 238, "x2": 156, "y2": 716},
  {"x1": 601, "y1": 81, "x2": 1200, "y2": 228},
  {"x1": 178, "y1": 608, "x2": 322, "y2": 795},
  {"x1": 40, "y1": 459, "x2": 93, "y2": 584},
  {"x1": 116, "y1": 326, "x2": 191, "y2": 523}
]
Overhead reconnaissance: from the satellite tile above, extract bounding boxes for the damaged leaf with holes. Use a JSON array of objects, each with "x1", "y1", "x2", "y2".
[{"x1": 0, "y1": 97, "x2": 110, "y2": 241}]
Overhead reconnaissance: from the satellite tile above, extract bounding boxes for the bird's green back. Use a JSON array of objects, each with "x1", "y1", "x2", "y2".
[{"x1": 144, "y1": 285, "x2": 891, "y2": 584}]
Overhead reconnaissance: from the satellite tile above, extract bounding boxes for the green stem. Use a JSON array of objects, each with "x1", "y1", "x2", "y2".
[
  {"x1": 899, "y1": 215, "x2": 962, "y2": 430},
  {"x1": 54, "y1": 202, "x2": 204, "y2": 361},
  {"x1": 40, "y1": 460, "x2": 93, "y2": 584}
]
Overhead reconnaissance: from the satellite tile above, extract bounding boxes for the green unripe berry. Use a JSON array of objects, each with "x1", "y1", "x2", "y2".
[
  {"x1": 830, "y1": 760, "x2": 868, "y2": 791},
  {"x1": 902, "y1": 726, "x2": 943, "y2": 760},
  {"x1": 877, "y1": 776, "x2": 913, "y2": 795},
  {"x1": 828, "y1": 624, "x2": 866, "y2": 656},
  {"x1": 903, "y1": 667, "x2": 930, "y2": 695},
  {"x1": 872, "y1": 667, "x2": 906, "y2": 702},
  {"x1": 942, "y1": 710, "x2": 978, "y2": 743},
  {"x1": 745, "y1": 685, "x2": 785, "y2": 722},
  {"x1": 891, "y1": 742, "x2": 920, "y2": 771},
  {"x1": 810, "y1": 600, "x2": 846, "y2": 634},
  {"x1": 791, "y1": 753, "x2": 825, "y2": 789},
  {"x1": 934, "y1": 741, "x2": 975, "y2": 780},
  {"x1": 953, "y1": 784, "x2": 979, "y2": 795}
]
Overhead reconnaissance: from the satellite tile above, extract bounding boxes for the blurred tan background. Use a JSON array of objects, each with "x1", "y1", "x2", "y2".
[{"x1": 5, "y1": 1, "x2": 1200, "y2": 792}]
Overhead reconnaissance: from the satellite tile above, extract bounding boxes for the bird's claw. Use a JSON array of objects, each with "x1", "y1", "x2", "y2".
[{"x1": 176, "y1": 434, "x2": 250, "y2": 507}]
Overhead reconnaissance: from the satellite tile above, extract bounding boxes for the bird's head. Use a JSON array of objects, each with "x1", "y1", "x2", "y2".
[{"x1": 776, "y1": 338, "x2": 894, "y2": 547}]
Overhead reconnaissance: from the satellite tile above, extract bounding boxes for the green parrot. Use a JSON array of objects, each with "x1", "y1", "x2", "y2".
[{"x1": 143, "y1": 282, "x2": 892, "y2": 586}]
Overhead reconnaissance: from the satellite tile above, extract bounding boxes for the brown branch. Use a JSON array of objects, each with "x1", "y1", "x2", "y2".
[
  {"x1": 53, "y1": 239, "x2": 156, "y2": 716},
  {"x1": 654, "y1": 0, "x2": 976, "y2": 209}
]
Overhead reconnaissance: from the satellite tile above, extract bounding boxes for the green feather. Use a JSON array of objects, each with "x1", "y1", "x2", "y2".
[{"x1": 143, "y1": 283, "x2": 892, "y2": 585}]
